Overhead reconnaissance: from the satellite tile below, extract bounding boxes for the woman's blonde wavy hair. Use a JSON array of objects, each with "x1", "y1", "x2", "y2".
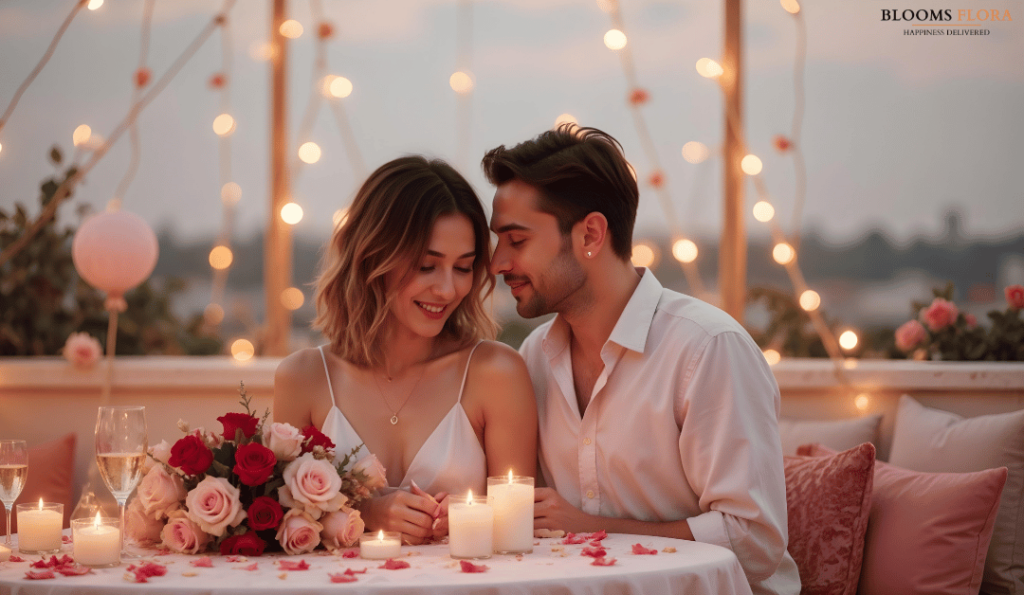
[{"x1": 313, "y1": 156, "x2": 497, "y2": 367}]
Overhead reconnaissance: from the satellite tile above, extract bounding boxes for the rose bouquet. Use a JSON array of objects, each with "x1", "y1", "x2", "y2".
[{"x1": 126, "y1": 384, "x2": 387, "y2": 556}]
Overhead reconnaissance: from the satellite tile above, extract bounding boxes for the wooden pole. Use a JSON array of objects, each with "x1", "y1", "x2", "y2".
[
  {"x1": 720, "y1": 0, "x2": 746, "y2": 321},
  {"x1": 266, "y1": 0, "x2": 292, "y2": 355}
]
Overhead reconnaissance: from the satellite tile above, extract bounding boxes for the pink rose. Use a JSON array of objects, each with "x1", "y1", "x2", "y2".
[
  {"x1": 1006, "y1": 284, "x2": 1024, "y2": 310},
  {"x1": 278, "y1": 453, "x2": 346, "y2": 519},
  {"x1": 275, "y1": 509, "x2": 323, "y2": 555},
  {"x1": 62, "y1": 332, "x2": 101, "y2": 369},
  {"x1": 149, "y1": 440, "x2": 172, "y2": 468},
  {"x1": 319, "y1": 507, "x2": 365, "y2": 550},
  {"x1": 965, "y1": 313, "x2": 978, "y2": 329},
  {"x1": 920, "y1": 297, "x2": 959, "y2": 332},
  {"x1": 184, "y1": 476, "x2": 245, "y2": 537},
  {"x1": 263, "y1": 422, "x2": 303, "y2": 462},
  {"x1": 125, "y1": 498, "x2": 164, "y2": 544},
  {"x1": 137, "y1": 466, "x2": 186, "y2": 520},
  {"x1": 161, "y1": 510, "x2": 211, "y2": 554},
  {"x1": 895, "y1": 319, "x2": 927, "y2": 352},
  {"x1": 349, "y1": 454, "x2": 387, "y2": 491}
]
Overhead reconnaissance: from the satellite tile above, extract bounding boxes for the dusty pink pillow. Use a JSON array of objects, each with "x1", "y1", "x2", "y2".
[
  {"x1": 1, "y1": 433, "x2": 76, "y2": 535},
  {"x1": 783, "y1": 442, "x2": 874, "y2": 595},
  {"x1": 798, "y1": 443, "x2": 1007, "y2": 595}
]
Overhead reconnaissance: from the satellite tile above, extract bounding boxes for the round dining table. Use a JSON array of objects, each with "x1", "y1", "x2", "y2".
[{"x1": 0, "y1": 532, "x2": 754, "y2": 595}]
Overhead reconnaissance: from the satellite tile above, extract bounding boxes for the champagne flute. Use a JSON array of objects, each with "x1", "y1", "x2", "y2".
[
  {"x1": 95, "y1": 406, "x2": 147, "y2": 557},
  {"x1": 0, "y1": 440, "x2": 28, "y2": 547}
]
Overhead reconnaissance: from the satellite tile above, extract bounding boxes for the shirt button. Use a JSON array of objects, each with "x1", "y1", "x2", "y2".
[
  {"x1": 583, "y1": 437, "x2": 592, "y2": 446},
  {"x1": 586, "y1": 490, "x2": 595, "y2": 499}
]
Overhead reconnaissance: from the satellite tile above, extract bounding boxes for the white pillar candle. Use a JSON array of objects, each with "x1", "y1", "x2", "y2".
[
  {"x1": 359, "y1": 531, "x2": 401, "y2": 559},
  {"x1": 15, "y1": 501, "x2": 63, "y2": 554},
  {"x1": 72, "y1": 515, "x2": 120, "y2": 567},
  {"x1": 488, "y1": 473, "x2": 534, "y2": 554},
  {"x1": 449, "y1": 490, "x2": 493, "y2": 560},
  {"x1": 0, "y1": 543, "x2": 11, "y2": 562}
]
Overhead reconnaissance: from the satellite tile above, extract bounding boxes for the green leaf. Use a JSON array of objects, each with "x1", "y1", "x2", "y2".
[{"x1": 49, "y1": 146, "x2": 62, "y2": 165}]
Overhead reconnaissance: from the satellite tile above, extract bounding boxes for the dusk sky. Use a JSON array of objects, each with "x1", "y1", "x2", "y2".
[{"x1": 1, "y1": 0, "x2": 1021, "y2": 256}]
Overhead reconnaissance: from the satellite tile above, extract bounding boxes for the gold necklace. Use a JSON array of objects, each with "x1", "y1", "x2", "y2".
[{"x1": 372, "y1": 364, "x2": 427, "y2": 425}]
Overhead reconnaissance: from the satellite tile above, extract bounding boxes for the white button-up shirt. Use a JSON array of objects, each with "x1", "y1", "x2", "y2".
[{"x1": 520, "y1": 269, "x2": 800, "y2": 595}]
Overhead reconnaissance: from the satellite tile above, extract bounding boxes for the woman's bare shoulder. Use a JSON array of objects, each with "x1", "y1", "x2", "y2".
[
  {"x1": 467, "y1": 340, "x2": 530, "y2": 382},
  {"x1": 275, "y1": 347, "x2": 328, "y2": 387}
]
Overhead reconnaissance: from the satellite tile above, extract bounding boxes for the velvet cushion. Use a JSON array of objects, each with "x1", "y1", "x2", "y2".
[
  {"x1": 799, "y1": 443, "x2": 1007, "y2": 595},
  {"x1": 779, "y1": 415, "x2": 882, "y2": 456},
  {"x1": 888, "y1": 395, "x2": 1024, "y2": 595},
  {"x1": 1, "y1": 433, "x2": 76, "y2": 535},
  {"x1": 783, "y1": 442, "x2": 874, "y2": 595}
]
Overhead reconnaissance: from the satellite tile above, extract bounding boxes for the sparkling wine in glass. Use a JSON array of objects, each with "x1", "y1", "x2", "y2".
[
  {"x1": 95, "y1": 406, "x2": 147, "y2": 557},
  {"x1": 0, "y1": 440, "x2": 29, "y2": 547}
]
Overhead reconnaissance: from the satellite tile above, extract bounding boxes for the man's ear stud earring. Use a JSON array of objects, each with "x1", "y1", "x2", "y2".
[{"x1": 586, "y1": 251, "x2": 593, "y2": 257}]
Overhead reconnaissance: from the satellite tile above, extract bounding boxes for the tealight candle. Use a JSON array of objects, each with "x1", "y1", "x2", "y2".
[
  {"x1": 359, "y1": 530, "x2": 401, "y2": 560},
  {"x1": 488, "y1": 472, "x2": 534, "y2": 554},
  {"x1": 449, "y1": 490, "x2": 493, "y2": 559},
  {"x1": 0, "y1": 543, "x2": 11, "y2": 562},
  {"x1": 72, "y1": 513, "x2": 120, "y2": 567},
  {"x1": 15, "y1": 500, "x2": 63, "y2": 554}
]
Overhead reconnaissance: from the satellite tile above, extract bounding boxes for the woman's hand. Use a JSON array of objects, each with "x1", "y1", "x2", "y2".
[{"x1": 357, "y1": 489, "x2": 442, "y2": 545}]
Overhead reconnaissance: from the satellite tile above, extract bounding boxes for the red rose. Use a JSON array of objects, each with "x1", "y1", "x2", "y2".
[
  {"x1": 168, "y1": 435, "x2": 213, "y2": 476},
  {"x1": 1006, "y1": 284, "x2": 1024, "y2": 310},
  {"x1": 247, "y1": 496, "x2": 283, "y2": 531},
  {"x1": 299, "y1": 425, "x2": 335, "y2": 454},
  {"x1": 218, "y1": 412, "x2": 259, "y2": 440},
  {"x1": 219, "y1": 532, "x2": 266, "y2": 557},
  {"x1": 233, "y1": 443, "x2": 276, "y2": 486}
]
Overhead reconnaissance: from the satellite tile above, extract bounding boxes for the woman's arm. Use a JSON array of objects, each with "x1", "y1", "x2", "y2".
[
  {"x1": 272, "y1": 350, "x2": 318, "y2": 429},
  {"x1": 474, "y1": 341, "x2": 539, "y2": 479}
]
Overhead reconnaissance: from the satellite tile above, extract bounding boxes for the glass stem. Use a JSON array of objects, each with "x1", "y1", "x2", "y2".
[
  {"x1": 4, "y1": 505, "x2": 10, "y2": 547},
  {"x1": 118, "y1": 499, "x2": 126, "y2": 552}
]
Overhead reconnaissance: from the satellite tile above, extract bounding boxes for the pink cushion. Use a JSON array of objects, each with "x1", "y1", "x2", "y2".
[
  {"x1": 783, "y1": 442, "x2": 874, "y2": 595},
  {"x1": 799, "y1": 443, "x2": 1007, "y2": 595},
  {"x1": 1, "y1": 433, "x2": 76, "y2": 535}
]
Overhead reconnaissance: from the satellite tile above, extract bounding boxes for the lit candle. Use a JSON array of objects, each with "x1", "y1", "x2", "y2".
[
  {"x1": 359, "y1": 530, "x2": 401, "y2": 560},
  {"x1": 15, "y1": 500, "x2": 63, "y2": 554},
  {"x1": 0, "y1": 543, "x2": 11, "y2": 562},
  {"x1": 488, "y1": 471, "x2": 534, "y2": 554},
  {"x1": 449, "y1": 489, "x2": 493, "y2": 559},
  {"x1": 72, "y1": 513, "x2": 120, "y2": 567}
]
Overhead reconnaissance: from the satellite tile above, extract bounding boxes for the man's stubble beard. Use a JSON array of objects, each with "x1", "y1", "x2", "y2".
[{"x1": 515, "y1": 239, "x2": 590, "y2": 319}]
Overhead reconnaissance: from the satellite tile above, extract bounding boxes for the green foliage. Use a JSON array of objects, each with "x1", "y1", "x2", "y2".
[{"x1": 0, "y1": 146, "x2": 222, "y2": 356}]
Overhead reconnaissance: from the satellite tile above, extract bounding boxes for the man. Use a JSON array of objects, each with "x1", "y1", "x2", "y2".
[{"x1": 483, "y1": 125, "x2": 800, "y2": 595}]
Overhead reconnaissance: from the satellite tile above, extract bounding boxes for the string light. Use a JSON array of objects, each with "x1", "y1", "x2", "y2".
[
  {"x1": 631, "y1": 242, "x2": 658, "y2": 268},
  {"x1": 772, "y1": 242, "x2": 795, "y2": 265},
  {"x1": 221, "y1": 182, "x2": 241, "y2": 204},
  {"x1": 204, "y1": 303, "x2": 224, "y2": 325},
  {"x1": 596, "y1": 0, "x2": 617, "y2": 13},
  {"x1": 328, "y1": 76, "x2": 353, "y2": 99},
  {"x1": 854, "y1": 393, "x2": 870, "y2": 411},
  {"x1": 695, "y1": 58, "x2": 724, "y2": 78},
  {"x1": 231, "y1": 338, "x2": 255, "y2": 362},
  {"x1": 741, "y1": 154, "x2": 763, "y2": 175},
  {"x1": 0, "y1": 142, "x2": 4, "y2": 155},
  {"x1": 839, "y1": 330, "x2": 859, "y2": 350},
  {"x1": 603, "y1": 29, "x2": 627, "y2": 50},
  {"x1": 249, "y1": 42, "x2": 275, "y2": 62},
  {"x1": 332, "y1": 208, "x2": 349, "y2": 227},
  {"x1": 799, "y1": 289, "x2": 821, "y2": 311},
  {"x1": 208, "y1": 245, "x2": 233, "y2": 270},
  {"x1": 87, "y1": 0, "x2": 104, "y2": 10},
  {"x1": 280, "y1": 287, "x2": 305, "y2": 310},
  {"x1": 752, "y1": 200, "x2": 775, "y2": 222},
  {"x1": 763, "y1": 349, "x2": 781, "y2": 366},
  {"x1": 781, "y1": 0, "x2": 801, "y2": 15},
  {"x1": 681, "y1": 141, "x2": 709, "y2": 164},
  {"x1": 554, "y1": 113, "x2": 577, "y2": 128},
  {"x1": 298, "y1": 141, "x2": 321, "y2": 164},
  {"x1": 279, "y1": 19, "x2": 303, "y2": 39},
  {"x1": 280, "y1": 202, "x2": 303, "y2": 225},
  {"x1": 73, "y1": 124, "x2": 92, "y2": 147},
  {"x1": 212, "y1": 113, "x2": 235, "y2": 136},
  {"x1": 449, "y1": 71, "x2": 474, "y2": 94},
  {"x1": 672, "y1": 238, "x2": 698, "y2": 263}
]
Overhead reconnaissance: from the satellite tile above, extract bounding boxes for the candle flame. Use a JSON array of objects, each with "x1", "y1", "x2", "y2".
[
  {"x1": 467, "y1": 489, "x2": 474, "y2": 504},
  {"x1": 38, "y1": 498, "x2": 43, "y2": 510},
  {"x1": 377, "y1": 530, "x2": 384, "y2": 541},
  {"x1": 94, "y1": 512, "x2": 102, "y2": 526},
  {"x1": 508, "y1": 469, "x2": 514, "y2": 483}
]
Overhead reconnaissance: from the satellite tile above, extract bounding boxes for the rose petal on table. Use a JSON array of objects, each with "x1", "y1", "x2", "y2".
[
  {"x1": 631, "y1": 544, "x2": 658, "y2": 555},
  {"x1": 277, "y1": 559, "x2": 310, "y2": 571},
  {"x1": 459, "y1": 560, "x2": 489, "y2": 573},
  {"x1": 587, "y1": 530, "x2": 608, "y2": 541},
  {"x1": 225, "y1": 555, "x2": 248, "y2": 563},
  {"x1": 25, "y1": 570, "x2": 57, "y2": 580},
  {"x1": 190, "y1": 556, "x2": 214, "y2": 568},
  {"x1": 125, "y1": 561, "x2": 168, "y2": 583},
  {"x1": 380, "y1": 558, "x2": 410, "y2": 570},
  {"x1": 561, "y1": 532, "x2": 587, "y2": 545},
  {"x1": 9, "y1": 555, "x2": 25, "y2": 563},
  {"x1": 154, "y1": 548, "x2": 172, "y2": 556},
  {"x1": 62, "y1": 535, "x2": 73, "y2": 544},
  {"x1": 55, "y1": 565, "x2": 92, "y2": 576},
  {"x1": 591, "y1": 556, "x2": 618, "y2": 567},
  {"x1": 341, "y1": 549, "x2": 359, "y2": 559},
  {"x1": 662, "y1": 546, "x2": 677, "y2": 553},
  {"x1": 329, "y1": 572, "x2": 358, "y2": 583},
  {"x1": 240, "y1": 562, "x2": 259, "y2": 571},
  {"x1": 581, "y1": 546, "x2": 608, "y2": 558}
]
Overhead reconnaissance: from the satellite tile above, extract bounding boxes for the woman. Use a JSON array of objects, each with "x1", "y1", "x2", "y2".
[{"x1": 274, "y1": 156, "x2": 537, "y2": 545}]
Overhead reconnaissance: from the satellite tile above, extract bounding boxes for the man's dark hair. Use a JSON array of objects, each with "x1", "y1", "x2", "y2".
[{"x1": 482, "y1": 124, "x2": 639, "y2": 260}]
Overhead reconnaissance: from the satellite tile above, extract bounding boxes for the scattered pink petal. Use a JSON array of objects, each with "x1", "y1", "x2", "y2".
[
  {"x1": 581, "y1": 546, "x2": 608, "y2": 558},
  {"x1": 592, "y1": 556, "x2": 618, "y2": 566},
  {"x1": 587, "y1": 530, "x2": 608, "y2": 541},
  {"x1": 9, "y1": 555, "x2": 25, "y2": 562},
  {"x1": 62, "y1": 535, "x2": 73, "y2": 544},
  {"x1": 31, "y1": 554, "x2": 75, "y2": 569},
  {"x1": 330, "y1": 572, "x2": 358, "y2": 583},
  {"x1": 55, "y1": 565, "x2": 92, "y2": 576},
  {"x1": 341, "y1": 549, "x2": 359, "y2": 559},
  {"x1": 190, "y1": 556, "x2": 214, "y2": 568},
  {"x1": 225, "y1": 555, "x2": 246, "y2": 563},
  {"x1": 631, "y1": 544, "x2": 657, "y2": 555},
  {"x1": 562, "y1": 533, "x2": 587, "y2": 545},
  {"x1": 154, "y1": 548, "x2": 172, "y2": 556},
  {"x1": 277, "y1": 560, "x2": 310, "y2": 571},
  {"x1": 241, "y1": 563, "x2": 259, "y2": 571},
  {"x1": 126, "y1": 562, "x2": 168, "y2": 583},
  {"x1": 347, "y1": 568, "x2": 368, "y2": 574},
  {"x1": 459, "y1": 560, "x2": 489, "y2": 573},
  {"x1": 24, "y1": 570, "x2": 56, "y2": 580},
  {"x1": 380, "y1": 558, "x2": 410, "y2": 570}
]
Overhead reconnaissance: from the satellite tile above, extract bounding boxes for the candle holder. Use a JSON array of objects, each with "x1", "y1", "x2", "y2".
[
  {"x1": 72, "y1": 516, "x2": 121, "y2": 568},
  {"x1": 488, "y1": 475, "x2": 534, "y2": 554},
  {"x1": 449, "y1": 493, "x2": 494, "y2": 560},
  {"x1": 15, "y1": 502, "x2": 63, "y2": 554},
  {"x1": 359, "y1": 531, "x2": 401, "y2": 559}
]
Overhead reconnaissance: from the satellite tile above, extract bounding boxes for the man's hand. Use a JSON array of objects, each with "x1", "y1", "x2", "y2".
[{"x1": 533, "y1": 487, "x2": 598, "y2": 533}]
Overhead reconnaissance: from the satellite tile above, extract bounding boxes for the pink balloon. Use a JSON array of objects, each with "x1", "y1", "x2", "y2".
[{"x1": 72, "y1": 210, "x2": 159, "y2": 298}]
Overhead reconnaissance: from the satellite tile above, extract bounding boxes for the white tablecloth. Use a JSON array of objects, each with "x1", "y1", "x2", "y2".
[{"x1": 0, "y1": 533, "x2": 754, "y2": 595}]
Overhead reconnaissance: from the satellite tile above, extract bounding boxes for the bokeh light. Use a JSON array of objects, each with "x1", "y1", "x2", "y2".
[
  {"x1": 773, "y1": 242, "x2": 795, "y2": 265},
  {"x1": 854, "y1": 393, "x2": 870, "y2": 411},
  {"x1": 696, "y1": 58, "x2": 724, "y2": 78},
  {"x1": 741, "y1": 154, "x2": 763, "y2": 175},
  {"x1": 221, "y1": 182, "x2": 242, "y2": 204},
  {"x1": 631, "y1": 242, "x2": 658, "y2": 268},
  {"x1": 753, "y1": 200, "x2": 775, "y2": 222},
  {"x1": 603, "y1": 29, "x2": 627, "y2": 50},
  {"x1": 209, "y1": 246, "x2": 233, "y2": 270},
  {"x1": 328, "y1": 76, "x2": 353, "y2": 99},
  {"x1": 231, "y1": 339, "x2": 255, "y2": 362},
  {"x1": 279, "y1": 19, "x2": 303, "y2": 39},
  {"x1": 213, "y1": 114, "x2": 235, "y2": 136},
  {"x1": 554, "y1": 113, "x2": 577, "y2": 128},
  {"x1": 204, "y1": 303, "x2": 224, "y2": 326},
  {"x1": 781, "y1": 0, "x2": 801, "y2": 15},
  {"x1": 333, "y1": 208, "x2": 349, "y2": 227},
  {"x1": 298, "y1": 142, "x2": 321, "y2": 164},
  {"x1": 799, "y1": 289, "x2": 821, "y2": 311},
  {"x1": 281, "y1": 202, "x2": 303, "y2": 225},
  {"x1": 281, "y1": 287, "x2": 305, "y2": 311},
  {"x1": 763, "y1": 349, "x2": 781, "y2": 366},
  {"x1": 73, "y1": 125, "x2": 92, "y2": 147},
  {"x1": 87, "y1": 0, "x2": 103, "y2": 10},
  {"x1": 449, "y1": 71, "x2": 474, "y2": 94},
  {"x1": 839, "y1": 330, "x2": 859, "y2": 350},
  {"x1": 672, "y1": 238, "x2": 698, "y2": 263}
]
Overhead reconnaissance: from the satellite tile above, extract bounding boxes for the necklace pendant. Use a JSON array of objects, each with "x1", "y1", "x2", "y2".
[{"x1": 390, "y1": 415, "x2": 399, "y2": 425}]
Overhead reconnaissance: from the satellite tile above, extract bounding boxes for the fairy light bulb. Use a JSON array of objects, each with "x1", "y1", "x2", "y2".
[
  {"x1": 0, "y1": 142, "x2": 4, "y2": 155},
  {"x1": 279, "y1": 19, "x2": 303, "y2": 39},
  {"x1": 213, "y1": 114, "x2": 235, "y2": 136},
  {"x1": 631, "y1": 242, "x2": 658, "y2": 268},
  {"x1": 204, "y1": 303, "x2": 225, "y2": 325},
  {"x1": 672, "y1": 238, "x2": 698, "y2": 263},
  {"x1": 554, "y1": 113, "x2": 577, "y2": 128},
  {"x1": 73, "y1": 125, "x2": 92, "y2": 147},
  {"x1": 741, "y1": 154, "x2": 763, "y2": 175},
  {"x1": 799, "y1": 289, "x2": 821, "y2": 311},
  {"x1": 854, "y1": 393, "x2": 870, "y2": 411},
  {"x1": 280, "y1": 202, "x2": 303, "y2": 225},
  {"x1": 753, "y1": 200, "x2": 775, "y2": 222},
  {"x1": 763, "y1": 349, "x2": 781, "y2": 366},
  {"x1": 87, "y1": 0, "x2": 103, "y2": 10},
  {"x1": 249, "y1": 42, "x2": 276, "y2": 62},
  {"x1": 329, "y1": 76, "x2": 353, "y2": 99},
  {"x1": 681, "y1": 141, "x2": 709, "y2": 164},
  {"x1": 773, "y1": 242, "x2": 795, "y2": 265},
  {"x1": 231, "y1": 339, "x2": 255, "y2": 362},
  {"x1": 449, "y1": 71, "x2": 474, "y2": 94},
  {"x1": 209, "y1": 246, "x2": 233, "y2": 270},
  {"x1": 781, "y1": 0, "x2": 801, "y2": 15},
  {"x1": 332, "y1": 208, "x2": 349, "y2": 227},
  {"x1": 596, "y1": 0, "x2": 616, "y2": 13},
  {"x1": 281, "y1": 287, "x2": 305, "y2": 310},
  {"x1": 839, "y1": 330, "x2": 859, "y2": 350},
  {"x1": 298, "y1": 142, "x2": 321, "y2": 164},
  {"x1": 696, "y1": 58, "x2": 724, "y2": 78},
  {"x1": 221, "y1": 182, "x2": 241, "y2": 205},
  {"x1": 603, "y1": 29, "x2": 627, "y2": 50}
]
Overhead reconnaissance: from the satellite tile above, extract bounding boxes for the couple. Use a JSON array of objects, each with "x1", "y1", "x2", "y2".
[{"x1": 274, "y1": 126, "x2": 800, "y2": 595}]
